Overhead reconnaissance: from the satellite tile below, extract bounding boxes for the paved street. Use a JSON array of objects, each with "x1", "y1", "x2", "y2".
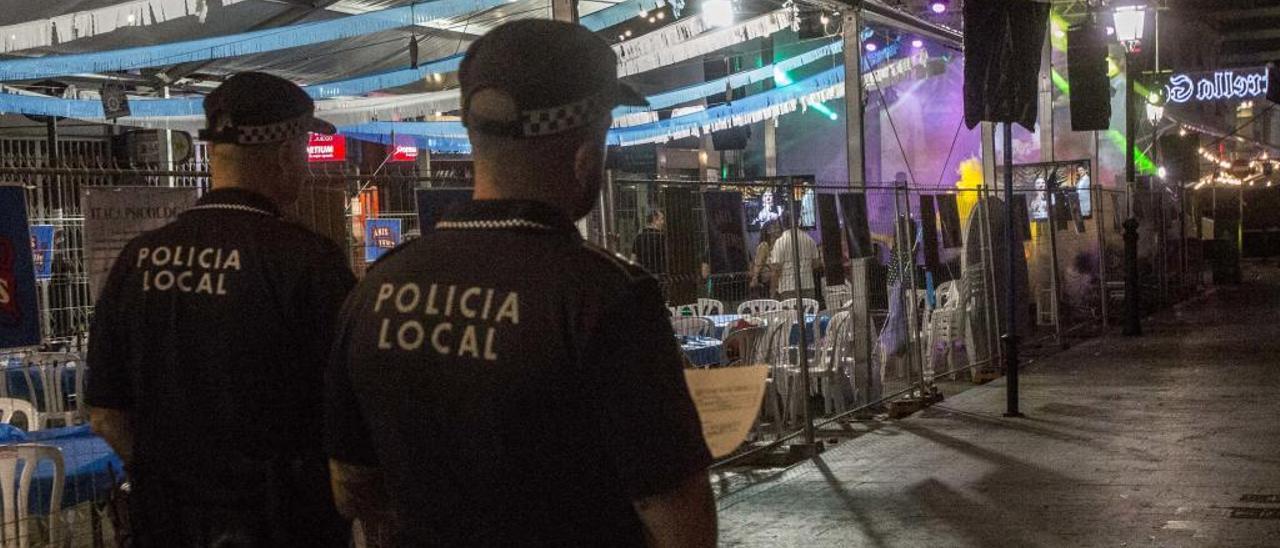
[{"x1": 719, "y1": 267, "x2": 1280, "y2": 547}]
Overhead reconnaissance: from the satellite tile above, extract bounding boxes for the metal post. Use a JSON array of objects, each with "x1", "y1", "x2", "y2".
[
  {"x1": 1123, "y1": 218, "x2": 1142, "y2": 335},
  {"x1": 162, "y1": 86, "x2": 176, "y2": 187},
  {"x1": 1125, "y1": 51, "x2": 1137, "y2": 217},
  {"x1": 1046, "y1": 176, "x2": 1063, "y2": 346},
  {"x1": 550, "y1": 0, "x2": 578, "y2": 22},
  {"x1": 1096, "y1": 184, "x2": 1109, "y2": 328},
  {"x1": 788, "y1": 181, "x2": 818, "y2": 452},
  {"x1": 1002, "y1": 123, "x2": 1022, "y2": 418},
  {"x1": 842, "y1": 9, "x2": 866, "y2": 189}
]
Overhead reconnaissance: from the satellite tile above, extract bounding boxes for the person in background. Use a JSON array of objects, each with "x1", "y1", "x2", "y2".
[
  {"x1": 325, "y1": 20, "x2": 716, "y2": 547},
  {"x1": 632, "y1": 209, "x2": 668, "y2": 275},
  {"x1": 769, "y1": 213, "x2": 821, "y2": 301},
  {"x1": 1075, "y1": 164, "x2": 1092, "y2": 218},
  {"x1": 749, "y1": 221, "x2": 782, "y2": 298},
  {"x1": 87, "y1": 72, "x2": 353, "y2": 546}
]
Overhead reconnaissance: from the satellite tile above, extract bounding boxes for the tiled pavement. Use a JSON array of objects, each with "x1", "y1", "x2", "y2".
[{"x1": 718, "y1": 267, "x2": 1280, "y2": 547}]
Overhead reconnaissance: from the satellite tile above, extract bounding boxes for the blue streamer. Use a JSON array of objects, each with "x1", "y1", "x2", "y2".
[
  {"x1": 579, "y1": 0, "x2": 665, "y2": 30},
  {"x1": 335, "y1": 63, "x2": 848, "y2": 151},
  {"x1": 0, "y1": 0, "x2": 507, "y2": 81}
]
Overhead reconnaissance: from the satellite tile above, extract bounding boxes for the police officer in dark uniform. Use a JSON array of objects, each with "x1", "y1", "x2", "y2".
[
  {"x1": 87, "y1": 72, "x2": 353, "y2": 547},
  {"x1": 326, "y1": 20, "x2": 717, "y2": 547}
]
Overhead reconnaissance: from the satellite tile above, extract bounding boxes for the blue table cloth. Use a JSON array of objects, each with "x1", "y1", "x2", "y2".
[
  {"x1": 3, "y1": 426, "x2": 124, "y2": 514},
  {"x1": 680, "y1": 336, "x2": 725, "y2": 367}
]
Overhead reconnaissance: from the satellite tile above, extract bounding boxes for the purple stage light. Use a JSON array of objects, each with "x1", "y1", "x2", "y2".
[
  {"x1": 865, "y1": 42, "x2": 878, "y2": 52},
  {"x1": 930, "y1": 1, "x2": 947, "y2": 14},
  {"x1": 911, "y1": 39, "x2": 924, "y2": 48}
]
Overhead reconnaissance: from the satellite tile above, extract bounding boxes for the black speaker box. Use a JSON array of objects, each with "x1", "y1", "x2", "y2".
[
  {"x1": 711, "y1": 126, "x2": 752, "y2": 151},
  {"x1": 1068, "y1": 23, "x2": 1111, "y2": 131}
]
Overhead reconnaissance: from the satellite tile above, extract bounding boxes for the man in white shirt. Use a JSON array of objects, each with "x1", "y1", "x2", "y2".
[{"x1": 769, "y1": 214, "x2": 821, "y2": 301}]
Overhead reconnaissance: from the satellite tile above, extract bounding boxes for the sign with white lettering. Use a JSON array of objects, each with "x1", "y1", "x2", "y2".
[
  {"x1": 82, "y1": 187, "x2": 198, "y2": 300},
  {"x1": 307, "y1": 133, "x2": 347, "y2": 163},
  {"x1": 364, "y1": 218, "x2": 401, "y2": 263},
  {"x1": 0, "y1": 185, "x2": 39, "y2": 350},
  {"x1": 1166, "y1": 68, "x2": 1270, "y2": 104}
]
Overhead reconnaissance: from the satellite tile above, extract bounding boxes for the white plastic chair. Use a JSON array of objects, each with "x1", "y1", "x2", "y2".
[
  {"x1": 824, "y1": 285, "x2": 852, "y2": 311},
  {"x1": 737, "y1": 299, "x2": 781, "y2": 316},
  {"x1": 671, "y1": 317, "x2": 715, "y2": 338},
  {"x1": 696, "y1": 298, "x2": 724, "y2": 316},
  {"x1": 0, "y1": 398, "x2": 39, "y2": 432},
  {"x1": 18, "y1": 353, "x2": 83, "y2": 428},
  {"x1": 0, "y1": 444, "x2": 64, "y2": 548},
  {"x1": 780, "y1": 298, "x2": 820, "y2": 316}
]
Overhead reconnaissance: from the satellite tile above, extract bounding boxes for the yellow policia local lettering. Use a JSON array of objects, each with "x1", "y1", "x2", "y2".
[
  {"x1": 373, "y1": 282, "x2": 518, "y2": 361},
  {"x1": 136, "y1": 246, "x2": 241, "y2": 295}
]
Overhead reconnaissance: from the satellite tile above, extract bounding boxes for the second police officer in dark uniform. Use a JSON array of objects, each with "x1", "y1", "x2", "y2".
[
  {"x1": 87, "y1": 72, "x2": 353, "y2": 546},
  {"x1": 326, "y1": 20, "x2": 718, "y2": 547}
]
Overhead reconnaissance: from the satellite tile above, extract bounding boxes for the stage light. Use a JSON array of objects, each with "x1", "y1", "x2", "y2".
[
  {"x1": 930, "y1": 1, "x2": 947, "y2": 14},
  {"x1": 625, "y1": 29, "x2": 632, "y2": 37},
  {"x1": 1112, "y1": 4, "x2": 1146, "y2": 48},
  {"x1": 649, "y1": 17, "x2": 656, "y2": 23},
  {"x1": 1179, "y1": 128, "x2": 1188, "y2": 137},
  {"x1": 657, "y1": 12, "x2": 665, "y2": 19},
  {"x1": 911, "y1": 38, "x2": 924, "y2": 48},
  {"x1": 1157, "y1": 166, "x2": 1167, "y2": 179},
  {"x1": 865, "y1": 42, "x2": 877, "y2": 52},
  {"x1": 702, "y1": 0, "x2": 735, "y2": 28}
]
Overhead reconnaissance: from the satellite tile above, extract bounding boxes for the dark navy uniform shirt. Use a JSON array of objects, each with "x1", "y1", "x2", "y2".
[
  {"x1": 87, "y1": 188, "x2": 355, "y2": 501},
  {"x1": 326, "y1": 199, "x2": 711, "y2": 547}
]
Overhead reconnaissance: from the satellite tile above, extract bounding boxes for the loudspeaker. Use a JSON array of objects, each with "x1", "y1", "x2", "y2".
[
  {"x1": 936, "y1": 194, "x2": 963, "y2": 248},
  {"x1": 919, "y1": 195, "x2": 941, "y2": 272},
  {"x1": 1268, "y1": 61, "x2": 1279, "y2": 104},
  {"x1": 711, "y1": 126, "x2": 751, "y2": 150},
  {"x1": 1068, "y1": 23, "x2": 1111, "y2": 131},
  {"x1": 1159, "y1": 133, "x2": 1200, "y2": 184}
]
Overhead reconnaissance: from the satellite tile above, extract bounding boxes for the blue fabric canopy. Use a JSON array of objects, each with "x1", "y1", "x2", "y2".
[{"x1": 0, "y1": 0, "x2": 507, "y2": 81}]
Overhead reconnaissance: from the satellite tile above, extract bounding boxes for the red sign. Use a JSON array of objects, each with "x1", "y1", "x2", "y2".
[
  {"x1": 388, "y1": 135, "x2": 419, "y2": 163},
  {"x1": 307, "y1": 133, "x2": 347, "y2": 163}
]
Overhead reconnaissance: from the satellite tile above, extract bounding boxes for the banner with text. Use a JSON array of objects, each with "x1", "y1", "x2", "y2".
[
  {"x1": 0, "y1": 185, "x2": 40, "y2": 350},
  {"x1": 30, "y1": 224, "x2": 54, "y2": 280},
  {"x1": 364, "y1": 218, "x2": 402, "y2": 263},
  {"x1": 83, "y1": 186, "x2": 198, "y2": 300}
]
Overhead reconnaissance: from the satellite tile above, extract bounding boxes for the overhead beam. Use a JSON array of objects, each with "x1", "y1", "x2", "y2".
[
  {"x1": 812, "y1": 0, "x2": 964, "y2": 50},
  {"x1": 1211, "y1": 6, "x2": 1280, "y2": 20},
  {"x1": 1221, "y1": 48, "x2": 1280, "y2": 67}
]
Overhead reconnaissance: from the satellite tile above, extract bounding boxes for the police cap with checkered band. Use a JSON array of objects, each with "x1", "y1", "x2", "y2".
[
  {"x1": 460, "y1": 19, "x2": 648, "y2": 139},
  {"x1": 199, "y1": 72, "x2": 336, "y2": 145}
]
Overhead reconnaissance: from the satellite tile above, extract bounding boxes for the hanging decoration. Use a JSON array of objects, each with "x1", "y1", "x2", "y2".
[
  {"x1": 0, "y1": 0, "x2": 251, "y2": 54},
  {"x1": 614, "y1": 9, "x2": 793, "y2": 76}
]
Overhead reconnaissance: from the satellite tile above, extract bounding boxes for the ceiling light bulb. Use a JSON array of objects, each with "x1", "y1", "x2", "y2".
[
  {"x1": 911, "y1": 39, "x2": 924, "y2": 48},
  {"x1": 930, "y1": 2, "x2": 947, "y2": 14},
  {"x1": 865, "y1": 42, "x2": 877, "y2": 52},
  {"x1": 657, "y1": 12, "x2": 665, "y2": 19},
  {"x1": 625, "y1": 29, "x2": 633, "y2": 37}
]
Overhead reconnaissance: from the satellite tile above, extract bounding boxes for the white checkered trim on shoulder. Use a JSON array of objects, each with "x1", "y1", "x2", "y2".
[
  {"x1": 187, "y1": 204, "x2": 279, "y2": 217},
  {"x1": 519, "y1": 95, "x2": 604, "y2": 138},
  {"x1": 232, "y1": 116, "x2": 309, "y2": 145},
  {"x1": 435, "y1": 219, "x2": 555, "y2": 231}
]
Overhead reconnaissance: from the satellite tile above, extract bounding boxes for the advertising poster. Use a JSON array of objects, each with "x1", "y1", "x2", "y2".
[
  {"x1": 29, "y1": 224, "x2": 55, "y2": 280},
  {"x1": 83, "y1": 186, "x2": 198, "y2": 300},
  {"x1": 998, "y1": 160, "x2": 1093, "y2": 223},
  {"x1": 307, "y1": 133, "x2": 346, "y2": 163},
  {"x1": 364, "y1": 219, "x2": 402, "y2": 263},
  {"x1": 0, "y1": 185, "x2": 40, "y2": 350}
]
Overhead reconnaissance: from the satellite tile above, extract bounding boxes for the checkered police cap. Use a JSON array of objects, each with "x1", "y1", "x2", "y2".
[
  {"x1": 460, "y1": 20, "x2": 648, "y2": 139},
  {"x1": 199, "y1": 72, "x2": 336, "y2": 145}
]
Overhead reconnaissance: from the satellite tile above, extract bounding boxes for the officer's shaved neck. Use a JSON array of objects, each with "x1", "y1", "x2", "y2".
[
  {"x1": 470, "y1": 125, "x2": 607, "y2": 220},
  {"x1": 210, "y1": 141, "x2": 300, "y2": 208}
]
